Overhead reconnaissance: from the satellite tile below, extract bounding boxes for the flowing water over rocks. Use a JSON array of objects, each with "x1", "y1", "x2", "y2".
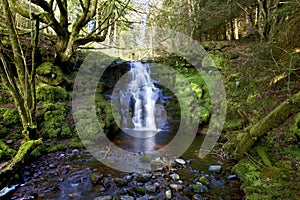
[{"x1": 3, "y1": 136, "x2": 244, "y2": 199}]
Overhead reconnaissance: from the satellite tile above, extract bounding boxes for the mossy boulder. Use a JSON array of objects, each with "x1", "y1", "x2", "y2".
[
  {"x1": 2, "y1": 108, "x2": 20, "y2": 126},
  {"x1": 0, "y1": 140, "x2": 16, "y2": 161},
  {"x1": 36, "y1": 83, "x2": 71, "y2": 103},
  {"x1": 233, "y1": 157, "x2": 299, "y2": 199},
  {"x1": 36, "y1": 62, "x2": 64, "y2": 86},
  {"x1": 40, "y1": 103, "x2": 72, "y2": 139}
]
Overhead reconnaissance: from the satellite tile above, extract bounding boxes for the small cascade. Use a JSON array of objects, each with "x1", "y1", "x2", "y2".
[{"x1": 117, "y1": 62, "x2": 160, "y2": 131}]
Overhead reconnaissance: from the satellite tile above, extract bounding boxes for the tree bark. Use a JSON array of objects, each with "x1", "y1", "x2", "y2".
[{"x1": 233, "y1": 91, "x2": 300, "y2": 160}]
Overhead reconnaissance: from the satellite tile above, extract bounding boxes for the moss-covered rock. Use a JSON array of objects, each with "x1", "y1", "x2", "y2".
[
  {"x1": 36, "y1": 83, "x2": 71, "y2": 103},
  {"x1": 36, "y1": 62, "x2": 64, "y2": 86},
  {"x1": 0, "y1": 140, "x2": 16, "y2": 161},
  {"x1": 233, "y1": 156, "x2": 299, "y2": 199},
  {"x1": 69, "y1": 139, "x2": 85, "y2": 149},
  {"x1": 2, "y1": 108, "x2": 19, "y2": 126},
  {"x1": 40, "y1": 103, "x2": 72, "y2": 139}
]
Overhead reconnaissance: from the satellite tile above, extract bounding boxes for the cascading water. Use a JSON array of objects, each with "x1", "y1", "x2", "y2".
[{"x1": 115, "y1": 62, "x2": 161, "y2": 131}]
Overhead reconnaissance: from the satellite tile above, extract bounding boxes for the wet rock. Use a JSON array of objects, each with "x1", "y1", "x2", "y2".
[
  {"x1": 165, "y1": 189, "x2": 172, "y2": 199},
  {"x1": 170, "y1": 173, "x2": 180, "y2": 181},
  {"x1": 89, "y1": 172, "x2": 104, "y2": 184},
  {"x1": 120, "y1": 195, "x2": 134, "y2": 200},
  {"x1": 208, "y1": 165, "x2": 222, "y2": 173},
  {"x1": 136, "y1": 196, "x2": 149, "y2": 200},
  {"x1": 99, "y1": 186, "x2": 106, "y2": 192},
  {"x1": 71, "y1": 149, "x2": 80, "y2": 156},
  {"x1": 49, "y1": 163, "x2": 57, "y2": 169},
  {"x1": 114, "y1": 178, "x2": 128, "y2": 186},
  {"x1": 0, "y1": 184, "x2": 18, "y2": 198},
  {"x1": 145, "y1": 185, "x2": 157, "y2": 193},
  {"x1": 123, "y1": 175, "x2": 133, "y2": 182},
  {"x1": 182, "y1": 185, "x2": 194, "y2": 196},
  {"x1": 169, "y1": 183, "x2": 183, "y2": 191},
  {"x1": 137, "y1": 173, "x2": 152, "y2": 182},
  {"x1": 103, "y1": 178, "x2": 112, "y2": 188},
  {"x1": 175, "y1": 158, "x2": 186, "y2": 165},
  {"x1": 227, "y1": 174, "x2": 238, "y2": 180},
  {"x1": 6, "y1": 139, "x2": 13, "y2": 144},
  {"x1": 198, "y1": 176, "x2": 209, "y2": 185},
  {"x1": 134, "y1": 186, "x2": 146, "y2": 194},
  {"x1": 192, "y1": 184, "x2": 209, "y2": 193},
  {"x1": 94, "y1": 195, "x2": 113, "y2": 200},
  {"x1": 193, "y1": 194, "x2": 203, "y2": 200}
]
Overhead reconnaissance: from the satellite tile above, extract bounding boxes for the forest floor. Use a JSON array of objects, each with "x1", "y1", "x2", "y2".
[{"x1": 218, "y1": 39, "x2": 300, "y2": 199}]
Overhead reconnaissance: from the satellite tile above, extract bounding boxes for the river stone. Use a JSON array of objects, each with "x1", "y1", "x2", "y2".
[
  {"x1": 170, "y1": 173, "x2": 180, "y2": 180},
  {"x1": 137, "y1": 173, "x2": 152, "y2": 182},
  {"x1": 6, "y1": 139, "x2": 13, "y2": 144},
  {"x1": 182, "y1": 185, "x2": 194, "y2": 196},
  {"x1": 227, "y1": 174, "x2": 238, "y2": 180},
  {"x1": 90, "y1": 172, "x2": 104, "y2": 184},
  {"x1": 49, "y1": 163, "x2": 57, "y2": 169},
  {"x1": 71, "y1": 149, "x2": 80, "y2": 156},
  {"x1": 165, "y1": 189, "x2": 172, "y2": 199},
  {"x1": 208, "y1": 165, "x2": 222, "y2": 173},
  {"x1": 134, "y1": 186, "x2": 146, "y2": 194},
  {"x1": 198, "y1": 176, "x2": 209, "y2": 185},
  {"x1": 192, "y1": 184, "x2": 209, "y2": 193},
  {"x1": 193, "y1": 194, "x2": 203, "y2": 200},
  {"x1": 114, "y1": 178, "x2": 127, "y2": 186},
  {"x1": 175, "y1": 158, "x2": 186, "y2": 165},
  {"x1": 120, "y1": 195, "x2": 134, "y2": 200},
  {"x1": 169, "y1": 183, "x2": 183, "y2": 191},
  {"x1": 99, "y1": 186, "x2": 106, "y2": 192},
  {"x1": 94, "y1": 195, "x2": 112, "y2": 200},
  {"x1": 136, "y1": 196, "x2": 149, "y2": 200},
  {"x1": 145, "y1": 185, "x2": 157, "y2": 193}
]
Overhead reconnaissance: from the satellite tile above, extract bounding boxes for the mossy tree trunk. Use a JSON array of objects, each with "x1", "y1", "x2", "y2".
[
  {"x1": 9, "y1": 0, "x2": 120, "y2": 66},
  {"x1": 0, "y1": 0, "x2": 39, "y2": 139},
  {"x1": 234, "y1": 91, "x2": 300, "y2": 160}
]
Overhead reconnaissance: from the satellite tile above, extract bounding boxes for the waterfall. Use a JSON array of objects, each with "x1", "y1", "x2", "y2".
[{"x1": 117, "y1": 62, "x2": 160, "y2": 131}]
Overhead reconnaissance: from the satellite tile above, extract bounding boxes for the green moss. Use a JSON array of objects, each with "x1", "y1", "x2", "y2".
[
  {"x1": 0, "y1": 140, "x2": 16, "y2": 161},
  {"x1": 6, "y1": 139, "x2": 42, "y2": 169},
  {"x1": 208, "y1": 50, "x2": 228, "y2": 69},
  {"x1": 41, "y1": 103, "x2": 70, "y2": 139},
  {"x1": 69, "y1": 139, "x2": 85, "y2": 149},
  {"x1": 30, "y1": 143, "x2": 48, "y2": 159},
  {"x1": 255, "y1": 145, "x2": 272, "y2": 167},
  {"x1": 2, "y1": 108, "x2": 19, "y2": 126},
  {"x1": 290, "y1": 113, "x2": 300, "y2": 138},
  {"x1": 61, "y1": 126, "x2": 72, "y2": 139},
  {"x1": 36, "y1": 83, "x2": 70, "y2": 103},
  {"x1": 36, "y1": 62, "x2": 64, "y2": 86},
  {"x1": 233, "y1": 156, "x2": 299, "y2": 199},
  {"x1": 48, "y1": 144, "x2": 67, "y2": 152}
]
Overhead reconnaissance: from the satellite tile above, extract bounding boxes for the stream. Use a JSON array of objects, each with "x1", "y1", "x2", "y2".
[{"x1": 2, "y1": 134, "x2": 244, "y2": 200}]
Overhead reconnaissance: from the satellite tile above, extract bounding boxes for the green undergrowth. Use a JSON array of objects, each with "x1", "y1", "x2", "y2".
[
  {"x1": 38, "y1": 102, "x2": 73, "y2": 139},
  {"x1": 36, "y1": 83, "x2": 71, "y2": 103},
  {"x1": 222, "y1": 41, "x2": 300, "y2": 199},
  {"x1": 151, "y1": 55, "x2": 215, "y2": 125},
  {"x1": 0, "y1": 140, "x2": 16, "y2": 161},
  {"x1": 232, "y1": 119, "x2": 300, "y2": 199}
]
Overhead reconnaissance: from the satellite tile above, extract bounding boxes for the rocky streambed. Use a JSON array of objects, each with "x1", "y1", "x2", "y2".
[{"x1": 1, "y1": 137, "x2": 244, "y2": 199}]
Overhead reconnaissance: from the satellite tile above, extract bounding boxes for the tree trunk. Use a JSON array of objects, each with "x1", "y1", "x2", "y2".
[{"x1": 233, "y1": 91, "x2": 300, "y2": 160}]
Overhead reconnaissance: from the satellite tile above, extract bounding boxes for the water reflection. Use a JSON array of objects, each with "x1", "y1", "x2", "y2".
[{"x1": 108, "y1": 129, "x2": 175, "y2": 154}]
